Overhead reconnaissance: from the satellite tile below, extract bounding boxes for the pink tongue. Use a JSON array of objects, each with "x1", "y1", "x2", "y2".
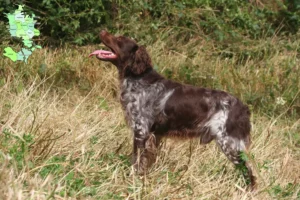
[{"x1": 89, "y1": 50, "x2": 112, "y2": 57}]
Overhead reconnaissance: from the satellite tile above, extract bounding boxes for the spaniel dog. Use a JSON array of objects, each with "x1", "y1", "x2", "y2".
[{"x1": 90, "y1": 30, "x2": 256, "y2": 189}]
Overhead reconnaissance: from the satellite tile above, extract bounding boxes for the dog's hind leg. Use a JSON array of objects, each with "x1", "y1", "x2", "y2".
[{"x1": 216, "y1": 135, "x2": 256, "y2": 190}]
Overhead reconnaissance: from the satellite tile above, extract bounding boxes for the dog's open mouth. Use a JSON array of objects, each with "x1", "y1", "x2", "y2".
[{"x1": 89, "y1": 50, "x2": 117, "y2": 60}]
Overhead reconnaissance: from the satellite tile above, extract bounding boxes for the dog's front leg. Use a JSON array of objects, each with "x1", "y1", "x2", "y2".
[
  {"x1": 132, "y1": 126, "x2": 149, "y2": 175},
  {"x1": 132, "y1": 125, "x2": 157, "y2": 175}
]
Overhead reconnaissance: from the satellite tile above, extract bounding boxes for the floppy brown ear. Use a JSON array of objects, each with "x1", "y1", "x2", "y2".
[{"x1": 131, "y1": 46, "x2": 152, "y2": 75}]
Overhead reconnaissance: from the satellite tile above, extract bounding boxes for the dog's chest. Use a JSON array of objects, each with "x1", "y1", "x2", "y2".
[{"x1": 119, "y1": 79, "x2": 168, "y2": 124}]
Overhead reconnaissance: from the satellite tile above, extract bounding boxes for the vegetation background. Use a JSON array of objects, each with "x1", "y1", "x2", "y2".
[{"x1": 0, "y1": 0, "x2": 299, "y2": 199}]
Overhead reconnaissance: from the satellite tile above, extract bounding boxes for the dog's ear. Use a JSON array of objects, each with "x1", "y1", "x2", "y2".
[{"x1": 131, "y1": 46, "x2": 152, "y2": 75}]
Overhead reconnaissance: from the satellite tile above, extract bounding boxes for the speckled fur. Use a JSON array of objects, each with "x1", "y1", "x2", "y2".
[
  {"x1": 95, "y1": 30, "x2": 256, "y2": 189},
  {"x1": 120, "y1": 78, "x2": 174, "y2": 147}
]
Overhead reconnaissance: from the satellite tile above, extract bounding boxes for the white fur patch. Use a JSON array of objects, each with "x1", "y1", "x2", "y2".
[
  {"x1": 204, "y1": 107, "x2": 229, "y2": 138},
  {"x1": 120, "y1": 78, "x2": 173, "y2": 138},
  {"x1": 158, "y1": 89, "x2": 174, "y2": 111}
]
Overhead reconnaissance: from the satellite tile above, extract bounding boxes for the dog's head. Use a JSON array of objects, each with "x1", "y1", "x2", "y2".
[{"x1": 90, "y1": 30, "x2": 152, "y2": 75}]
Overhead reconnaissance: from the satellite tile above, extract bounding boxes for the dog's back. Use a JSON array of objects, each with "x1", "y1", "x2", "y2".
[{"x1": 91, "y1": 30, "x2": 256, "y2": 190}]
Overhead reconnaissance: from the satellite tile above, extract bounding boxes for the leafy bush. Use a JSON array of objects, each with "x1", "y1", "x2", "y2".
[
  {"x1": 1, "y1": 0, "x2": 113, "y2": 45},
  {"x1": 1, "y1": 0, "x2": 299, "y2": 45}
]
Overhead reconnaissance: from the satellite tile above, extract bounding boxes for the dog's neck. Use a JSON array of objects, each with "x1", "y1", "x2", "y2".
[{"x1": 117, "y1": 65, "x2": 153, "y2": 81}]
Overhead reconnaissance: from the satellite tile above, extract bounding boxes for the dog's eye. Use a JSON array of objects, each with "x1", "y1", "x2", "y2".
[{"x1": 117, "y1": 37, "x2": 122, "y2": 41}]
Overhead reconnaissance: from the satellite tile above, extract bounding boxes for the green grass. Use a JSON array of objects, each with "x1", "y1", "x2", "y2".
[{"x1": 0, "y1": 33, "x2": 299, "y2": 199}]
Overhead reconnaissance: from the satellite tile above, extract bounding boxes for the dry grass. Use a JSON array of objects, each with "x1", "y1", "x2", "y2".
[{"x1": 0, "y1": 38, "x2": 299, "y2": 199}]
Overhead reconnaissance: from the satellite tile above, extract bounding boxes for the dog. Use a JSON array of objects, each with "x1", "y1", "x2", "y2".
[{"x1": 89, "y1": 30, "x2": 256, "y2": 189}]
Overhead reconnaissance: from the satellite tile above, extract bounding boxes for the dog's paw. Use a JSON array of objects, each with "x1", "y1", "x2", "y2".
[
  {"x1": 133, "y1": 162, "x2": 147, "y2": 176},
  {"x1": 247, "y1": 175, "x2": 257, "y2": 192}
]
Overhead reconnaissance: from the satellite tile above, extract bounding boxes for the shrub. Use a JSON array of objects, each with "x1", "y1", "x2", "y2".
[{"x1": 1, "y1": 0, "x2": 299, "y2": 45}]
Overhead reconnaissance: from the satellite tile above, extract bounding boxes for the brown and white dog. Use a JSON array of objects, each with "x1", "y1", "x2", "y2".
[{"x1": 90, "y1": 30, "x2": 256, "y2": 189}]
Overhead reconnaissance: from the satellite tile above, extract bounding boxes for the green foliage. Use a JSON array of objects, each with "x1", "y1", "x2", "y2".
[
  {"x1": 1, "y1": 0, "x2": 299, "y2": 45},
  {"x1": 39, "y1": 155, "x2": 66, "y2": 178},
  {"x1": 0, "y1": 128, "x2": 34, "y2": 170},
  {"x1": 239, "y1": 151, "x2": 249, "y2": 162},
  {"x1": 257, "y1": 160, "x2": 271, "y2": 171},
  {"x1": 120, "y1": 0, "x2": 300, "y2": 45},
  {"x1": 1, "y1": 0, "x2": 112, "y2": 45},
  {"x1": 98, "y1": 97, "x2": 109, "y2": 111},
  {"x1": 271, "y1": 183, "x2": 300, "y2": 199},
  {"x1": 36, "y1": 152, "x2": 132, "y2": 198}
]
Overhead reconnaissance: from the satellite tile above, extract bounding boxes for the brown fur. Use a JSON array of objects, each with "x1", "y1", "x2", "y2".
[{"x1": 94, "y1": 30, "x2": 256, "y2": 190}]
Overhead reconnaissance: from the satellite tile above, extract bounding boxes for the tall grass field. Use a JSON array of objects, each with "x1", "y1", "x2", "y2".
[{"x1": 0, "y1": 1, "x2": 300, "y2": 199}]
